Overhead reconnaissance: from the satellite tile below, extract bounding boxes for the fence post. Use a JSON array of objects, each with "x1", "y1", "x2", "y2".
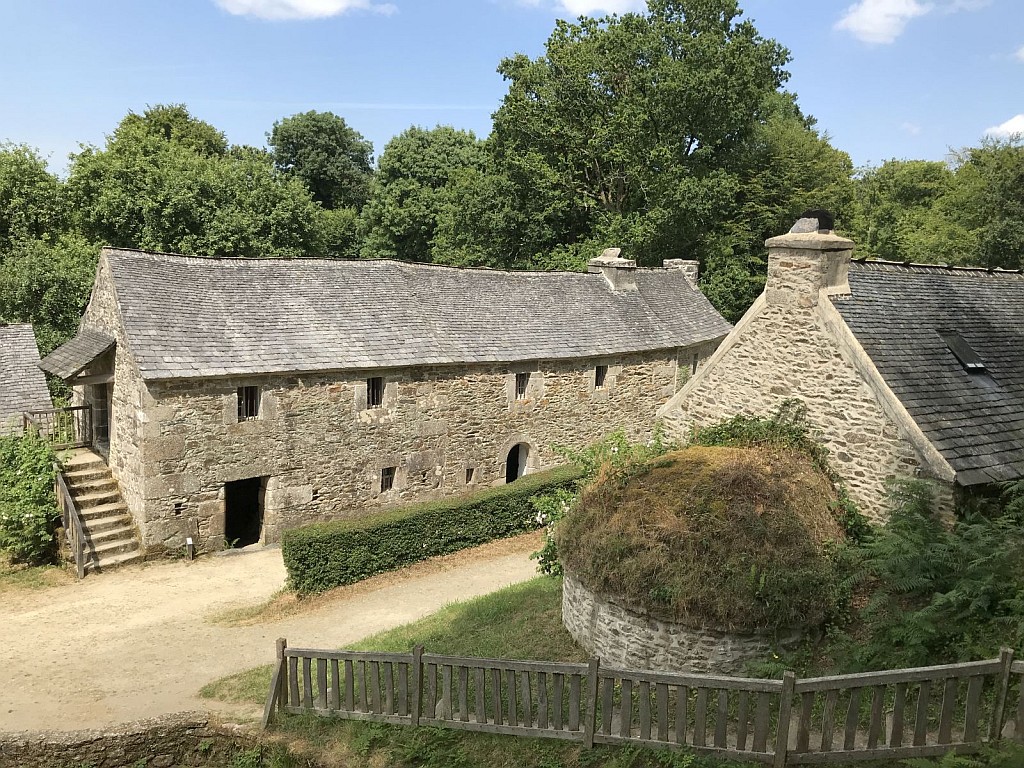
[
  {"x1": 583, "y1": 657, "x2": 601, "y2": 748},
  {"x1": 411, "y1": 645, "x2": 424, "y2": 727},
  {"x1": 990, "y1": 647, "x2": 1015, "y2": 743},
  {"x1": 262, "y1": 637, "x2": 288, "y2": 729},
  {"x1": 774, "y1": 671, "x2": 796, "y2": 768}
]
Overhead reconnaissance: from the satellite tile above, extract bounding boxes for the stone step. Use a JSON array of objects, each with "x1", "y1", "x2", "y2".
[
  {"x1": 75, "y1": 489, "x2": 121, "y2": 509},
  {"x1": 85, "y1": 536, "x2": 140, "y2": 560},
  {"x1": 67, "y1": 477, "x2": 117, "y2": 494},
  {"x1": 64, "y1": 467, "x2": 109, "y2": 484},
  {"x1": 80, "y1": 512, "x2": 132, "y2": 534},
  {"x1": 84, "y1": 524, "x2": 136, "y2": 546},
  {"x1": 78, "y1": 502, "x2": 128, "y2": 520},
  {"x1": 83, "y1": 550, "x2": 143, "y2": 573},
  {"x1": 63, "y1": 452, "x2": 107, "y2": 472}
]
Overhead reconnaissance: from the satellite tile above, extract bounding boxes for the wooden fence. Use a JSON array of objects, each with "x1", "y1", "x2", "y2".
[
  {"x1": 23, "y1": 405, "x2": 93, "y2": 449},
  {"x1": 54, "y1": 465, "x2": 87, "y2": 580},
  {"x1": 263, "y1": 641, "x2": 1024, "y2": 765}
]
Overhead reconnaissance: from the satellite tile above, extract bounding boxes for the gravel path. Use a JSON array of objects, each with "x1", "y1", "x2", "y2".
[{"x1": 0, "y1": 533, "x2": 542, "y2": 732}]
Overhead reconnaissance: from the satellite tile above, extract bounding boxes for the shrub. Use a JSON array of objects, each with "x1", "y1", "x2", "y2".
[
  {"x1": 283, "y1": 465, "x2": 582, "y2": 594},
  {"x1": 0, "y1": 431, "x2": 60, "y2": 564}
]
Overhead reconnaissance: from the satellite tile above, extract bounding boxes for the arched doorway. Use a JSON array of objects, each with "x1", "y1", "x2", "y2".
[{"x1": 505, "y1": 443, "x2": 530, "y2": 484}]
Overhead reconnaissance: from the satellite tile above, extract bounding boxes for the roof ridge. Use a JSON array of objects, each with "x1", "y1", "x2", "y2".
[
  {"x1": 852, "y1": 257, "x2": 1024, "y2": 277},
  {"x1": 102, "y1": 246, "x2": 675, "y2": 278}
]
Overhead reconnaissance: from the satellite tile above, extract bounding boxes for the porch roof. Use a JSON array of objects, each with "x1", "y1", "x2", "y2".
[{"x1": 38, "y1": 329, "x2": 116, "y2": 380}]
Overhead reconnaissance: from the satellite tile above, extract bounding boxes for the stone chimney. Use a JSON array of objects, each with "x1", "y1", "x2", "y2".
[
  {"x1": 765, "y1": 211, "x2": 853, "y2": 308},
  {"x1": 663, "y1": 258, "x2": 700, "y2": 288},
  {"x1": 588, "y1": 248, "x2": 637, "y2": 291}
]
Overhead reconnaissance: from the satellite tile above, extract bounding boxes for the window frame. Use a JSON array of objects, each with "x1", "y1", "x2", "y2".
[
  {"x1": 594, "y1": 365, "x2": 608, "y2": 389},
  {"x1": 237, "y1": 385, "x2": 260, "y2": 421},
  {"x1": 367, "y1": 376, "x2": 385, "y2": 408},
  {"x1": 515, "y1": 372, "x2": 530, "y2": 400},
  {"x1": 380, "y1": 466, "x2": 397, "y2": 492}
]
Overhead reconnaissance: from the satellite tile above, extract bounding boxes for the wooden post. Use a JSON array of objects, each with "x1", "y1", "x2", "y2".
[
  {"x1": 262, "y1": 638, "x2": 288, "y2": 729},
  {"x1": 583, "y1": 657, "x2": 600, "y2": 748},
  {"x1": 410, "y1": 645, "x2": 424, "y2": 727},
  {"x1": 277, "y1": 638, "x2": 288, "y2": 713},
  {"x1": 991, "y1": 647, "x2": 1015, "y2": 743},
  {"x1": 774, "y1": 671, "x2": 796, "y2": 768}
]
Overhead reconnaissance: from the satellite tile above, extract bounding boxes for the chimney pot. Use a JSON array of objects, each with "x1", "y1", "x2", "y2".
[
  {"x1": 588, "y1": 248, "x2": 637, "y2": 291},
  {"x1": 764, "y1": 216, "x2": 854, "y2": 307}
]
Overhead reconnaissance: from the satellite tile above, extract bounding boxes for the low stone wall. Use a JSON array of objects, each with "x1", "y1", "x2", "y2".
[
  {"x1": 0, "y1": 712, "x2": 261, "y2": 768},
  {"x1": 562, "y1": 571, "x2": 798, "y2": 675}
]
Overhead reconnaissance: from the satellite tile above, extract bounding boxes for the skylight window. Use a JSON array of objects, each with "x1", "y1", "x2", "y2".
[{"x1": 937, "y1": 330, "x2": 987, "y2": 373}]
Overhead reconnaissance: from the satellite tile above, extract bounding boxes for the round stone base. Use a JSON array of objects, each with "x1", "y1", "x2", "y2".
[{"x1": 561, "y1": 570, "x2": 799, "y2": 674}]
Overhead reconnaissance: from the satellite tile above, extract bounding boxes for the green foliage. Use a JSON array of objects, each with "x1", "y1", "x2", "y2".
[
  {"x1": 268, "y1": 110, "x2": 374, "y2": 211},
  {"x1": 360, "y1": 125, "x2": 486, "y2": 262},
  {"x1": 0, "y1": 143, "x2": 64, "y2": 251},
  {"x1": 66, "y1": 104, "x2": 326, "y2": 258},
  {"x1": 282, "y1": 466, "x2": 581, "y2": 594},
  {"x1": 0, "y1": 432, "x2": 60, "y2": 565},
  {"x1": 836, "y1": 479, "x2": 1024, "y2": 670}
]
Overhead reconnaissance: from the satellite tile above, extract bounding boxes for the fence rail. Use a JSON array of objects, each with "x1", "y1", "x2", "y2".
[
  {"x1": 23, "y1": 405, "x2": 93, "y2": 449},
  {"x1": 54, "y1": 465, "x2": 87, "y2": 579},
  {"x1": 262, "y1": 641, "x2": 1024, "y2": 764}
]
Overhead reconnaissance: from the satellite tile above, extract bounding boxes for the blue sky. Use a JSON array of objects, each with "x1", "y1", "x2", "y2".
[{"x1": 2, "y1": 0, "x2": 1021, "y2": 174}]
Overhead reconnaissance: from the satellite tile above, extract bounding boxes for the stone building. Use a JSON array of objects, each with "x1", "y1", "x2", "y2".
[
  {"x1": 0, "y1": 323, "x2": 52, "y2": 434},
  {"x1": 40, "y1": 247, "x2": 730, "y2": 554},
  {"x1": 660, "y1": 215, "x2": 1024, "y2": 521}
]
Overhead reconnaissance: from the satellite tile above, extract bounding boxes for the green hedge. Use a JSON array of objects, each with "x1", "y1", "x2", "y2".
[{"x1": 282, "y1": 465, "x2": 582, "y2": 594}]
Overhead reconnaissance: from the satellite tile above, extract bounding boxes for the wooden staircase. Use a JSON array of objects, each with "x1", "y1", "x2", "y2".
[{"x1": 62, "y1": 449, "x2": 142, "y2": 573}]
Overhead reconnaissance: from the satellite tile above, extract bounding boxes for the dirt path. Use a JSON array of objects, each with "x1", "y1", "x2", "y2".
[{"x1": 0, "y1": 533, "x2": 543, "y2": 732}]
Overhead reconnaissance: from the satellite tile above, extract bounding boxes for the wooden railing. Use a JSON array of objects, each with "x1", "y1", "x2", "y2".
[
  {"x1": 263, "y1": 642, "x2": 1024, "y2": 765},
  {"x1": 55, "y1": 465, "x2": 87, "y2": 579},
  {"x1": 23, "y1": 405, "x2": 93, "y2": 449}
]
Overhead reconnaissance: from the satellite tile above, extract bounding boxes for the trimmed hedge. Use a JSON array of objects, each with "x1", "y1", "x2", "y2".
[{"x1": 282, "y1": 465, "x2": 582, "y2": 594}]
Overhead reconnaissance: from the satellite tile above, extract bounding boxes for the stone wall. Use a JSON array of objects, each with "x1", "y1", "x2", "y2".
[
  {"x1": 0, "y1": 713, "x2": 260, "y2": 768},
  {"x1": 80, "y1": 255, "x2": 148, "y2": 540},
  {"x1": 134, "y1": 347, "x2": 705, "y2": 552},
  {"x1": 562, "y1": 571, "x2": 795, "y2": 675},
  {"x1": 661, "y1": 300, "x2": 922, "y2": 522}
]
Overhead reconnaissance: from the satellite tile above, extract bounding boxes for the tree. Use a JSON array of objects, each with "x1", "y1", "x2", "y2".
[
  {"x1": 66, "y1": 105, "x2": 326, "y2": 258},
  {"x1": 484, "y1": 0, "x2": 791, "y2": 273},
  {"x1": 360, "y1": 126, "x2": 486, "y2": 262},
  {"x1": 269, "y1": 111, "x2": 374, "y2": 211},
  {"x1": 0, "y1": 144, "x2": 64, "y2": 252}
]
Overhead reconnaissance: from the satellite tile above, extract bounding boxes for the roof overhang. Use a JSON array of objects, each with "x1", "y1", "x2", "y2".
[{"x1": 38, "y1": 329, "x2": 116, "y2": 381}]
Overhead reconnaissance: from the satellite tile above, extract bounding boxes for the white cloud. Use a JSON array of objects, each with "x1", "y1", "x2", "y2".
[
  {"x1": 214, "y1": 0, "x2": 396, "y2": 21},
  {"x1": 1015, "y1": 45, "x2": 1024, "y2": 62},
  {"x1": 517, "y1": 0, "x2": 645, "y2": 16},
  {"x1": 834, "y1": 0, "x2": 933, "y2": 44},
  {"x1": 901, "y1": 121, "x2": 922, "y2": 135},
  {"x1": 985, "y1": 114, "x2": 1024, "y2": 138}
]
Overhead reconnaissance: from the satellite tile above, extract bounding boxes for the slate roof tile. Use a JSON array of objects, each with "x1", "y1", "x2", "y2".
[
  {"x1": 101, "y1": 249, "x2": 732, "y2": 382},
  {"x1": 833, "y1": 261, "x2": 1024, "y2": 486},
  {"x1": 38, "y1": 329, "x2": 116, "y2": 380},
  {"x1": 0, "y1": 324, "x2": 52, "y2": 429}
]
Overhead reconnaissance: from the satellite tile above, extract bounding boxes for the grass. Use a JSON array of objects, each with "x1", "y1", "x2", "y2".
[{"x1": 0, "y1": 552, "x2": 71, "y2": 592}]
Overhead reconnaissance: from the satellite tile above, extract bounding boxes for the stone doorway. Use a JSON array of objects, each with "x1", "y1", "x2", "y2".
[
  {"x1": 224, "y1": 477, "x2": 266, "y2": 548},
  {"x1": 505, "y1": 443, "x2": 529, "y2": 484}
]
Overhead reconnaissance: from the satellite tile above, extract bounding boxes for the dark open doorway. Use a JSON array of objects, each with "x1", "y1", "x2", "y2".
[
  {"x1": 505, "y1": 444, "x2": 529, "y2": 484},
  {"x1": 224, "y1": 477, "x2": 265, "y2": 548}
]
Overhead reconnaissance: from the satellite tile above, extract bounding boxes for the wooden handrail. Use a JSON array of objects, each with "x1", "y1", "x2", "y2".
[
  {"x1": 25, "y1": 405, "x2": 93, "y2": 449},
  {"x1": 54, "y1": 464, "x2": 87, "y2": 580}
]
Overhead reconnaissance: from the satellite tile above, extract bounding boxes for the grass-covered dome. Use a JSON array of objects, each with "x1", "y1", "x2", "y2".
[{"x1": 557, "y1": 444, "x2": 845, "y2": 634}]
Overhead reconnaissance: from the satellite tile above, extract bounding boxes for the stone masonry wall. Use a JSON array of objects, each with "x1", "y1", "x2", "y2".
[
  {"x1": 80, "y1": 256, "x2": 148, "y2": 539},
  {"x1": 662, "y1": 302, "x2": 922, "y2": 522},
  {"x1": 137, "y1": 348, "x2": 700, "y2": 552},
  {"x1": 562, "y1": 571, "x2": 795, "y2": 674},
  {"x1": 0, "y1": 713, "x2": 260, "y2": 768}
]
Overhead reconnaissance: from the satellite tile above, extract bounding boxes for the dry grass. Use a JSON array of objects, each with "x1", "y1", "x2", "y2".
[
  {"x1": 0, "y1": 553, "x2": 72, "y2": 593},
  {"x1": 558, "y1": 445, "x2": 845, "y2": 634}
]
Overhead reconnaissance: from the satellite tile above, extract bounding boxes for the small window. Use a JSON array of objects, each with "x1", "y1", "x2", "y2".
[
  {"x1": 937, "y1": 330, "x2": 987, "y2": 373},
  {"x1": 367, "y1": 377, "x2": 384, "y2": 408},
  {"x1": 311, "y1": 488, "x2": 320, "y2": 502},
  {"x1": 465, "y1": 467, "x2": 475, "y2": 484},
  {"x1": 381, "y1": 466, "x2": 396, "y2": 492},
  {"x1": 515, "y1": 372, "x2": 530, "y2": 400},
  {"x1": 691, "y1": 354, "x2": 699, "y2": 375},
  {"x1": 237, "y1": 386, "x2": 260, "y2": 421},
  {"x1": 173, "y1": 501, "x2": 185, "y2": 517},
  {"x1": 594, "y1": 365, "x2": 608, "y2": 389}
]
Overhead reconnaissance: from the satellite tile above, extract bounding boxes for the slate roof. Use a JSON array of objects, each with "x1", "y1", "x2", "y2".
[
  {"x1": 833, "y1": 261, "x2": 1024, "y2": 485},
  {"x1": 0, "y1": 324, "x2": 52, "y2": 429},
  {"x1": 38, "y1": 328, "x2": 116, "y2": 380},
  {"x1": 100, "y1": 249, "x2": 731, "y2": 381}
]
